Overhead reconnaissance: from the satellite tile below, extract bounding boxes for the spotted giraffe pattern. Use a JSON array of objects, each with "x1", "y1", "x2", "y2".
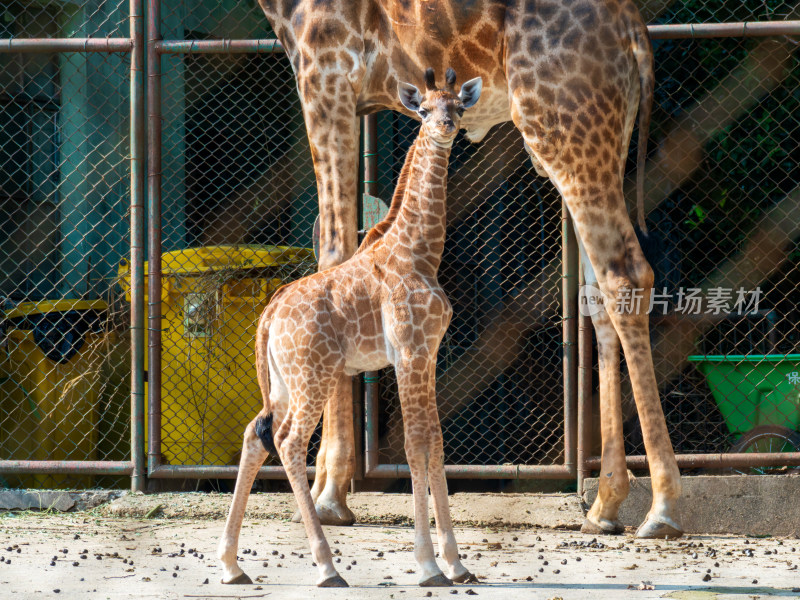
[
  {"x1": 217, "y1": 72, "x2": 480, "y2": 587},
  {"x1": 254, "y1": 0, "x2": 683, "y2": 539}
]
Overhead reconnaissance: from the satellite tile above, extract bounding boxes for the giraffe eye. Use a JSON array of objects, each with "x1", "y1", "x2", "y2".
[
  {"x1": 418, "y1": 108, "x2": 429, "y2": 118},
  {"x1": 456, "y1": 107, "x2": 465, "y2": 117}
]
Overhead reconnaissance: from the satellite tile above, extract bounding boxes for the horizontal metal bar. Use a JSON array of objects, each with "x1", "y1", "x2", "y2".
[
  {"x1": 586, "y1": 452, "x2": 800, "y2": 470},
  {"x1": 648, "y1": 20, "x2": 800, "y2": 39},
  {"x1": 2, "y1": 21, "x2": 793, "y2": 57},
  {"x1": 0, "y1": 461, "x2": 134, "y2": 475},
  {"x1": 148, "y1": 465, "x2": 316, "y2": 479},
  {"x1": 365, "y1": 464, "x2": 574, "y2": 479},
  {"x1": 149, "y1": 21, "x2": 800, "y2": 57},
  {"x1": 0, "y1": 38, "x2": 133, "y2": 53},
  {"x1": 156, "y1": 39, "x2": 284, "y2": 54}
]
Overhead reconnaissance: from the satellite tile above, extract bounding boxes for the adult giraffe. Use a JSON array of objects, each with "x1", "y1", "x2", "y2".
[{"x1": 256, "y1": 0, "x2": 683, "y2": 539}]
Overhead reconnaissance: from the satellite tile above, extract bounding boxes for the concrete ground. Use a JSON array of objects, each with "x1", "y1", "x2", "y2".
[{"x1": 0, "y1": 493, "x2": 799, "y2": 600}]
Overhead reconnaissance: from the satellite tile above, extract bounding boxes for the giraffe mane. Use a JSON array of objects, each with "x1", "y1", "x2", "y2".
[{"x1": 356, "y1": 137, "x2": 419, "y2": 253}]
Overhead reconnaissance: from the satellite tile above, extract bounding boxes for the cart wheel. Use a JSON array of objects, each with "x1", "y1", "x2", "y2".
[{"x1": 728, "y1": 425, "x2": 800, "y2": 475}]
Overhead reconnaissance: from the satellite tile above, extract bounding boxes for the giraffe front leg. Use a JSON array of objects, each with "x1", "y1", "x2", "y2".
[
  {"x1": 299, "y1": 71, "x2": 360, "y2": 273},
  {"x1": 407, "y1": 438, "x2": 451, "y2": 587},
  {"x1": 421, "y1": 361, "x2": 472, "y2": 582},
  {"x1": 294, "y1": 74, "x2": 360, "y2": 524},
  {"x1": 396, "y1": 361, "x2": 451, "y2": 587},
  {"x1": 426, "y1": 395, "x2": 473, "y2": 583},
  {"x1": 579, "y1": 253, "x2": 628, "y2": 536},
  {"x1": 218, "y1": 419, "x2": 268, "y2": 584}
]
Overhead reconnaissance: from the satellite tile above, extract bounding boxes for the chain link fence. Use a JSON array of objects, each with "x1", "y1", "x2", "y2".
[
  {"x1": 149, "y1": 2, "x2": 319, "y2": 481},
  {"x1": 607, "y1": 2, "x2": 800, "y2": 475},
  {"x1": 0, "y1": 1, "x2": 134, "y2": 488},
  {"x1": 367, "y1": 115, "x2": 569, "y2": 476},
  {"x1": 1, "y1": 0, "x2": 800, "y2": 489}
]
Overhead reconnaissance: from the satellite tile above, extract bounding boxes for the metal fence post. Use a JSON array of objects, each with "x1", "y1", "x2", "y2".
[
  {"x1": 357, "y1": 113, "x2": 379, "y2": 484},
  {"x1": 577, "y1": 262, "x2": 593, "y2": 496},
  {"x1": 146, "y1": 0, "x2": 163, "y2": 477},
  {"x1": 562, "y1": 202, "x2": 578, "y2": 477},
  {"x1": 362, "y1": 113, "x2": 380, "y2": 479},
  {"x1": 130, "y1": 0, "x2": 146, "y2": 493}
]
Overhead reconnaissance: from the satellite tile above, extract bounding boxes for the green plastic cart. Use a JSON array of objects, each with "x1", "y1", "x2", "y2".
[{"x1": 688, "y1": 354, "x2": 800, "y2": 473}]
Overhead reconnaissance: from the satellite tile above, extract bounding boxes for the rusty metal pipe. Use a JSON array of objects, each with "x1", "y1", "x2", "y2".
[
  {"x1": 585, "y1": 452, "x2": 800, "y2": 470},
  {"x1": 562, "y1": 202, "x2": 578, "y2": 475},
  {"x1": 362, "y1": 113, "x2": 380, "y2": 482},
  {"x1": 146, "y1": 0, "x2": 163, "y2": 476},
  {"x1": 364, "y1": 373, "x2": 380, "y2": 475},
  {"x1": 354, "y1": 113, "x2": 380, "y2": 485},
  {"x1": 648, "y1": 20, "x2": 800, "y2": 40},
  {"x1": 0, "y1": 461, "x2": 134, "y2": 475},
  {"x1": 155, "y1": 39, "x2": 284, "y2": 54},
  {"x1": 576, "y1": 265, "x2": 593, "y2": 495},
  {"x1": 129, "y1": 0, "x2": 146, "y2": 493},
  {"x1": 365, "y1": 464, "x2": 574, "y2": 479},
  {"x1": 148, "y1": 465, "x2": 316, "y2": 479},
  {"x1": 0, "y1": 38, "x2": 133, "y2": 53}
]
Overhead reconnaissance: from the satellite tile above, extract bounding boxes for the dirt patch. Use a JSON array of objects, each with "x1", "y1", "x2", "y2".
[
  {"x1": 98, "y1": 492, "x2": 584, "y2": 529},
  {"x1": 1, "y1": 511, "x2": 798, "y2": 600}
]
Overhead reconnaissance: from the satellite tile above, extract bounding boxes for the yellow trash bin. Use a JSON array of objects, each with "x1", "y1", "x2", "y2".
[
  {"x1": 118, "y1": 245, "x2": 315, "y2": 466},
  {"x1": 0, "y1": 299, "x2": 107, "y2": 488}
]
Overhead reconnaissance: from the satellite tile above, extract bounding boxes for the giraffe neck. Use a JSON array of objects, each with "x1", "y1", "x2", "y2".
[{"x1": 383, "y1": 133, "x2": 450, "y2": 277}]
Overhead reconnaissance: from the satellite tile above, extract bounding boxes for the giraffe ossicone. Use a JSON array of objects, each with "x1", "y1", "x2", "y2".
[{"x1": 217, "y1": 68, "x2": 481, "y2": 588}]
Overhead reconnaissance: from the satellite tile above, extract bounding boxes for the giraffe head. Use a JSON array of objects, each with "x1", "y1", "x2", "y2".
[{"x1": 397, "y1": 68, "x2": 482, "y2": 145}]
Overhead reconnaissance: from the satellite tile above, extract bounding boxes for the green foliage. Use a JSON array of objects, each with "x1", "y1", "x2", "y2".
[{"x1": 644, "y1": 0, "x2": 800, "y2": 287}]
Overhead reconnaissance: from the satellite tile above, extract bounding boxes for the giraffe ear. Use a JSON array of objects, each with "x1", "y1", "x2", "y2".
[
  {"x1": 398, "y1": 82, "x2": 423, "y2": 113},
  {"x1": 458, "y1": 77, "x2": 482, "y2": 109}
]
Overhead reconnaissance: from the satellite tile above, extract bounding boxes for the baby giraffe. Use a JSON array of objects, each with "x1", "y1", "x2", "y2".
[{"x1": 217, "y1": 67, "x2": 482, "y2": 588}]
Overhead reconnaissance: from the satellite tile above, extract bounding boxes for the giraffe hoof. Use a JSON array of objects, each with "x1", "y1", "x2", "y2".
[
  {"x1": 291, "y1": 502, "x2": 355, "y2": 526},
  {"x1": 581, "y1": 517, "x2": 625, "y2": 536},
  {"x1": 452, "y1": 571, "x2": 478, "y2": 584},
  {"x1": 635, "y1": 518, "x2": 683, "y2": 540},
  {"x1": 318, "y1": 574, "x2": 349, "y2": 588},
  {"x1": 420, "y1": 573, "x2": 453, "y2": 587},
  {"x1": 222, "y1": 572, "x2": 253, "y2": 585}
]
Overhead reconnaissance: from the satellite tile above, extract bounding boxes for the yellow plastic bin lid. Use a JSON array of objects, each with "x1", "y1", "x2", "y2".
[
  {"x1": 118, "y1": 245, "x2": 315, "y2": 279},
  {"x1": 3, "y1": 299, "x2": 108, "y2": 320},
  {"x1": 117, "y1": 245, "x2": 315, "y2": 300},
  {"x1": 2, "y1": 299, "x2": 108, "y2": 365}
]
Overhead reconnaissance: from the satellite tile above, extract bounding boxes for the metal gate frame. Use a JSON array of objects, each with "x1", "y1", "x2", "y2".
[
  {"x1": 0, "y1": 0, "x2": 146, "y2": 491},
  {"x1": 2, "y1": 5, "x2": 800, "y2": 491}
]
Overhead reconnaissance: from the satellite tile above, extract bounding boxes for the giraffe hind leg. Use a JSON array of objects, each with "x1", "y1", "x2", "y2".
[
  {"x1": 311, "y1": 373, "x2": 356, "y2": 525},
  {"x1": 505, "y1": 37, "x2": 683, "y2": 537},
  {"x1": 217, "y1": 418, "x2": 269, "y2": 584},
  {"x1": 292, "y1": 375, "x2": 356, "y2": 526}
]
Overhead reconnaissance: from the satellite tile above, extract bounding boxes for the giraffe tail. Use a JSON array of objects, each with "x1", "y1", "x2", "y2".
[
  {"x1": 254, "y1": 413, "x2": 277, "y2": 454},
  {"x1": 631, "y1": 18, "x2": 655, "y2": 237},
  {"x1": 253, "y1": 303, "x2": 277, "y2": 455}
]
